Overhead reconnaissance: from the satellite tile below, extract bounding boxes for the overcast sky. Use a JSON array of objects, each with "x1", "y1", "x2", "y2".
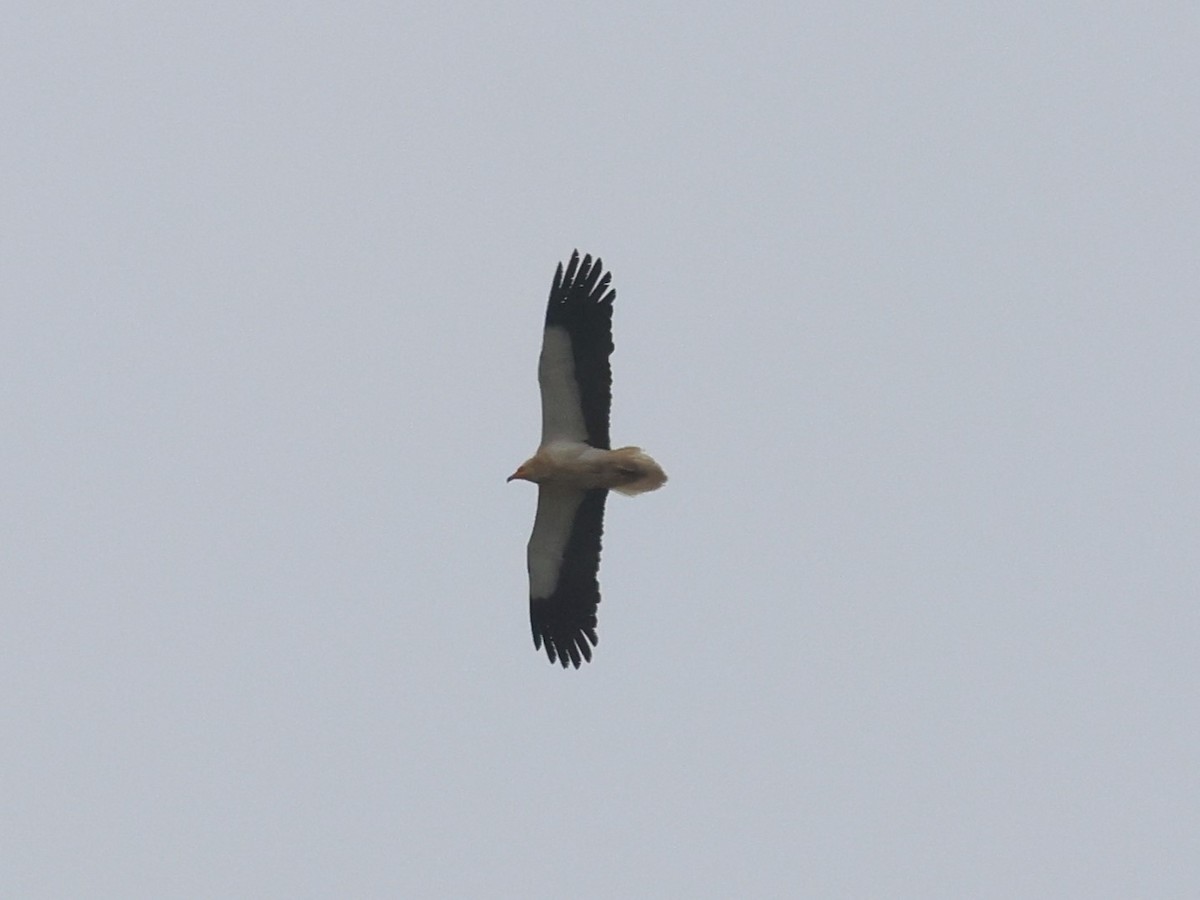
[{"x1": 3, "y1": 3, "x2": 1197, "y2": 897}]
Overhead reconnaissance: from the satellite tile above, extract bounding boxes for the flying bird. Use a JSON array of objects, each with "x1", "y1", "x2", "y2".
[{"x1": 508, "y1": 251, "x2": 667, "y2": 668}]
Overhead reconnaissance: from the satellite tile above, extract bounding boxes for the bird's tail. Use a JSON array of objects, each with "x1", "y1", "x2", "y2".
[{"x1": 608, "y1": 447, "x2": 668, "y2": 496}]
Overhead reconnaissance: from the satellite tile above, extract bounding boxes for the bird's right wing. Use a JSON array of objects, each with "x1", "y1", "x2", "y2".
[{"x1": 527, "y1": 485, "x2": 608, "y2": 668}]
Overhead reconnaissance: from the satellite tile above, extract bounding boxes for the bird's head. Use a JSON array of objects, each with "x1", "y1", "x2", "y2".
[{"x1": 507, "y1": 457, "x2": 541, "y2": 484}]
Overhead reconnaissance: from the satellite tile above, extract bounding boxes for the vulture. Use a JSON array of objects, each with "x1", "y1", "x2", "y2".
[{"x1": 508, "y1": 251, "x2": 667, "y2": 668}]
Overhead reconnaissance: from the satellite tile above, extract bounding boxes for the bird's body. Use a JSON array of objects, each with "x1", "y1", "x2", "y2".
[
  {"x1": 508, "y1": 251, "x2": 666, "y2": 667},
  {"x1": 512, "y1": 441, "x2": 666, "y2": 494}
]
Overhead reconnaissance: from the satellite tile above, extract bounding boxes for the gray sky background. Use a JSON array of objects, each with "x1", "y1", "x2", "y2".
[{"x1": 3, "y1": 3, "x2": 1197, "y2": 897}]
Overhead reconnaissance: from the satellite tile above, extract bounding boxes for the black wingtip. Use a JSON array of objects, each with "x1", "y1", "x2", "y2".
[
  {"x1": 545, "y1": 251, "x2": 617, "y2": 325},
  {"x1": 532, "y1": 623, "x2": 597, "y2": 669},
  {"x1": 531, "y1": 597, "x2": 600, "y2": 670}
]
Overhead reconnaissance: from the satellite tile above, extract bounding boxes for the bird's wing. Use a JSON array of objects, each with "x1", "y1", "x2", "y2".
[
  {"x1": 538, "y1": 251, "x2": 614, "y2": 449},
  {"x1": 527, "y1": 485, "x2": 608, "y2": 668}
]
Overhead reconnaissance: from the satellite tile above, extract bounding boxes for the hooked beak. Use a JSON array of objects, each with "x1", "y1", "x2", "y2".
[{"x1": 506, "y1": 468, "x2": 523, "y2": 483}]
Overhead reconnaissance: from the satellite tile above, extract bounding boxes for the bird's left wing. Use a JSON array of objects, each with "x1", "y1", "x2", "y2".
[
  {"x1": 527, "y1": 485, "x2": 608, "y2": 668},
  {"x1": 538, "y1": 251, "x2": 615, "y2": 448}
]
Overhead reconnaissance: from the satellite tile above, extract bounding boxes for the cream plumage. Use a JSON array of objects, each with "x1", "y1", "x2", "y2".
[{"x1": 508, "y1": 251, "x2": 667, "y2": 667}]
